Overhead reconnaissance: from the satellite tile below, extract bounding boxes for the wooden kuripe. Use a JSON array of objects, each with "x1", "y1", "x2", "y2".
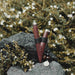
[
  {"x1": 33, "y1": 21, "x2": 42, "y2": 62},
  {"x1": 33, "y1": 21, "x2": 50, "y2": 62},
  {"x1": 39, "y1": 29, "x2": 50, "y2": 62}
]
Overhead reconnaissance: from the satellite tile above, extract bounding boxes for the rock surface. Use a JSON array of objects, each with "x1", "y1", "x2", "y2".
[
  {"x1": 0, "y1": 32, "x2": 65, "y2": 75},
  {"x1": 0, "y1": 32, "x2": 57, "y2": 62},
  {"x1": 8, "y1": 32, "x2": 36, "y2": 51},
  {"x1": 7, "y1": 61, "x2": 65, "y2": 75},
  {"x1": 0, "y1": 38, "x2": 10, "y2": 49}
]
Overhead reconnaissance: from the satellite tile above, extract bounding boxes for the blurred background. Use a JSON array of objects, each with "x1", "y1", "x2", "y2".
[{"x1": 0, "y1": 0, "x2": 75, "y2": 75}]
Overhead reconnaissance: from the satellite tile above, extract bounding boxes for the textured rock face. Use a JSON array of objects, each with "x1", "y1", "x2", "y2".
[
  {"x1": 7, "y1": 61, "x2": 65, "y2": 75},
  {"x1": 0, "y1": 38, "x2": 10, "y2": 49},
  {"x1": 0, "y1": 32, "x2": 57, "y2": 62},
  {"x1": 0, "y1": 32, "x2": 65, "y2": 75},
  {"x1": 8, "y1": 32, "x2": 36, "y2": 51}
]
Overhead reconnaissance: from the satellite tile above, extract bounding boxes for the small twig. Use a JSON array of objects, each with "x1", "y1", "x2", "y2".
[{"x1": 42, "y1": 0, "x2": 45, "y2": 9}]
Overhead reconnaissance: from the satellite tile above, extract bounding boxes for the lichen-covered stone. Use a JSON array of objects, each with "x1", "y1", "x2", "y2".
[
  {"x1": 0, "y1": 32, "x2": 57, "y2": 62},
  {"x1": 0, "y1": 38, "x2": 10, "y2": 49},
  {"x1": 8, "y1": 32, "x2": 36, "y2": 51}
]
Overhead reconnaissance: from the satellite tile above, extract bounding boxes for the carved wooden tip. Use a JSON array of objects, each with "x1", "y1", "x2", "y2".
[
  {"x1": 45, "y1": 29, "x2": 50, "y2": 32},
  {"x1": 33, "y1": 20, "x2": 37, "y2": 25}
]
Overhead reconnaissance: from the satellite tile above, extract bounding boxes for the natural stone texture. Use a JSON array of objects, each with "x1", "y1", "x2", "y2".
[
  {"x1": 8, "y1": 32, "x2": 36, "y2": 51},
  {"x1": 7, "y1": 61, "x2": 65, "y2": 75},
  {"x1": 0, "y1": 32, "x2": 65, "y2": 75},
  {"x1": 0, "y1": 32, "x2": 57, "y2": 62},
  {"x1": 0, "y1": 38, "x2": 10, "y2": 49}
]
